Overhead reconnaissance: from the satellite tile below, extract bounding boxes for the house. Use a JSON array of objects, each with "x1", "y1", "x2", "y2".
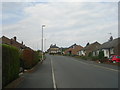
[
  {"x1": 94, "y1": 37, "x2": 120, "y2": 58},
  {"x1": 59, "y1": 47, "x2": 68, "y2": 54},
  {"x1": 0, "y1": 36, "x2": 27, "y2": 50},
  {"x1": 64, "y1": 43, "x2": 83, "y2": 56},
  {"x1": 48, "y1": 44, "x2": 61, "y2": 54},
  {"x1": 78, "y1": 41, "x2": 101, "y2": 56}
]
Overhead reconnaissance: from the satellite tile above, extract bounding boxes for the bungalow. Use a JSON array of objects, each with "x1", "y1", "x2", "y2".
[
  {"x1": 78, "y1": 41, "x2": 101, "y2": 56},
  {"x1": 64, "y1": 43, "x2": 83, "y2": 56},
  {"x1": 94, "y1": 37, "x2": 120, "y2": 58}
]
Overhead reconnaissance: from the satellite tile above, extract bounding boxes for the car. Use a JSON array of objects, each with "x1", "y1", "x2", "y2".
[{"x1": 109, "y1": 55, "x2": 120, "y2": 63}]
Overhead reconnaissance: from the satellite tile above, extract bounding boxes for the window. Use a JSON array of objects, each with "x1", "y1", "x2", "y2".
[{"x1": 116, "y1": 56, "x2": 120, "y2": 58}]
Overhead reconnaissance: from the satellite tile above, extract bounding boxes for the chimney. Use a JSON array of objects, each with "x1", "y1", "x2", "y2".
[
  {"x1": 13, "y1": 36, "x2": 16, "y2": 41},
  {"x1": 21, "y1": 41, "x2": 23, "y2": 45}
]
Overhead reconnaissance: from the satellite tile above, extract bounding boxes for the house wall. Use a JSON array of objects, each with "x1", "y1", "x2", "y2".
[
  {"x1": 71, "y1": 46, "x2": 83, "y2": 55},
  {"x1": 78, "y1": 50, "x2": 85, "y2": 56},
  {"x1": 110, "y1": 48, "x2": 114, "y2": 55},
  {"x1": 102, "y1": 49, "x2": 109, "y2": 58},
  {"x1": 49, "y1": 48, "x2": 60, "y2": 54},
  {"x1": 114, "y1": 43, "x2": 120, "y2": 55},
  {"x1": 65, "y1": 45, "x2": 83, "y2": 55}
]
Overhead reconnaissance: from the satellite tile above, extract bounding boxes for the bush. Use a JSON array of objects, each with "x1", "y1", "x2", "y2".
[
  {"x1": 20, "y1": 48, "x2": 34, "y2": 69},
  {"x1": 20, "y1": 48, "x2": 40, "y2": 69},
  {"x1": 79, "y1": 56, "x2": 90, "y2": 60},
  {"x1": 33, "y1": 51, "x2": 40, "y2": 64},
  {"x1": 2, "y1": 44, "x2": 20, "y2": 87},
  {"x1": 90, "y1": 56, "x2": 99, "y2": 61}
]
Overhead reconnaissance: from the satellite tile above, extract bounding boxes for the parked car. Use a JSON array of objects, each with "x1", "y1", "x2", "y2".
[{"x1": 109, "y1": 55, "x2": 120, "y2": 63}]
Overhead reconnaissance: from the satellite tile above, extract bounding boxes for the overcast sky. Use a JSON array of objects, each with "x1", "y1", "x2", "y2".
[{"x1": 1, "y1": 0, "x2": 119, "y2": 51}]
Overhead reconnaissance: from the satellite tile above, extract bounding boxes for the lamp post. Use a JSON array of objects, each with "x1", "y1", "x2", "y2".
[
  {"x1": 42, "y1": 25, "x2": 45, "y2": 61},
  {"x1": 44, "y1": 38, "x2": 46, "y2": 52}
]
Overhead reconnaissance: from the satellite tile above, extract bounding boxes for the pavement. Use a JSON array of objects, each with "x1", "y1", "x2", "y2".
[
  {"x1": 0, "y1": 50, "x2": 2, "y2": 90},
  {"x1": 17, "y1": 57, "x2": 53, "y2": 88},
  {"x1": 17, "y1": 54, "x2": 118, "y2": 88}
]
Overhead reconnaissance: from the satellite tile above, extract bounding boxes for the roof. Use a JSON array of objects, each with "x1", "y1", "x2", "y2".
[
  {"x1": 81, "y1": 41, "x2": 101, "y2": 51},
  {"x1": 1, "y1": 36, "x2": 27, "y2": 49},
  {"x1": 64, "y1": 45, "x2": 83, "y2": 54},
  {"x1": 69, "y1": 43, "x2": 77, "y2": 48},
  {"x1": 98, "y1": 37, "x2": 120, "y2": 49},
  {"x1": 50, "y1": 44, "x2": 59, "y2": 48}
]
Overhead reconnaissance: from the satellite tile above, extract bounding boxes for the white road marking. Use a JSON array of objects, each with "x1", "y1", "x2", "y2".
[
  {"x1": 92, "y1": 64, "x2": 118, "y2": 72},
  {"x1": 50, "y1": 57, "x2": 57, "y2": 90},
  {"x1": 74, "y1": 59, "x2": 118, "y2": 72}
]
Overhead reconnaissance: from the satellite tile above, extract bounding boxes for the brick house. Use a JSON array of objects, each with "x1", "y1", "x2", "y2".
[
  {"x1": 78, "y1": 42, "x2": 101, "y2": 56},
  {"x1": 1, "y1": 36, "x2": 35, "y2": 72},
  {"x1": 64, "y1": 43, "x2": 83, "y2": 55},
  {"x1": 0, "y1": 36, "x2": 27, "y2": 50}
]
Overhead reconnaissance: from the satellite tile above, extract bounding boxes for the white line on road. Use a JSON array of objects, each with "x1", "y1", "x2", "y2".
[
  {"x1": 50, "y1": 57, "x2": 57, "y2": 90},
  {"x1": 74, "y1": 59, "x2": 118, "y2": 72}
]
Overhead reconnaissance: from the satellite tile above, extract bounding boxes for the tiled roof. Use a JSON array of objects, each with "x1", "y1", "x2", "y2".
[
  {"x1": 50, "y1": 44, "x2": 59, "y2": 48},
  {"x1": 98, "y1": 37, "x2": 120, "y2": 49},
  {"x1": 1, "y1": 36, "x2": 27, "y2": 49},
  {"x1": 81, "y1": 41, "x2": 101, "y2": 51}
]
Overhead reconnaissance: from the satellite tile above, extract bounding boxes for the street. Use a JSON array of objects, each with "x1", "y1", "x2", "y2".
[{"x1": 17, "y1": 54, "x2": 118, "y2": 88}]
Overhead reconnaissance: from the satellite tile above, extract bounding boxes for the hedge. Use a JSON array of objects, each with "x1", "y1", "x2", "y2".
[
  {"x1": 2, "y1": 44, "x2": 20, "y2": 88},
  {"x1": 20, "y1": 48, "x2": 40, "y2": 69}
]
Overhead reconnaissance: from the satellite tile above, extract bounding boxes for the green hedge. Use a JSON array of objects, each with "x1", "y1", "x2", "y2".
[
  {"x1": 33, "y1": 51, "x2": 40, "y2": 65},
  {"x1": 2, "y1": 44, "x2": 20, "y2": 87}
]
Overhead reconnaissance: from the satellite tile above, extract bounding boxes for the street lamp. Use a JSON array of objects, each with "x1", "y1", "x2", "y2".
[{"x1": 42, "y1": 25, "x2": 45, "y2": 61}]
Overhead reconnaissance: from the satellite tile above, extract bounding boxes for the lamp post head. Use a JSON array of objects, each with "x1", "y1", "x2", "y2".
[{"x1": 42, "y1": 25, "x2": 45, "y2": 27}]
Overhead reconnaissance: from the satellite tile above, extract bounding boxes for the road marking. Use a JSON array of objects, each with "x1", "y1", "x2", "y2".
[
  {"x1": 50, "y1": 57, "x2": 57, "y2": 90},
  {"x1": 74, "y1": 59, "x2": 118, "y2": 72},
  {"x1": 92, "y1": 64, "x2": 118, "y2": 72}
]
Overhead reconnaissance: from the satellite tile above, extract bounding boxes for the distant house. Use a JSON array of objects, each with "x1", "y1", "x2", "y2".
[
  {"x1": 48, "y1": 44, "x2": 61, "y2": 54},
  {"x1": 59, "y1": 47, "x2": 68, "y2": 54},
  {"x1": 78, "y1": 41, "x2": 101, "y2": 56},
  {"x1": 0, "y1": 36, "x2": 27, "y2": 50},
  {"x1": 64, "y1": 43, "x2": 83, "y2": 55},
  {"x1": 94, "y1": 37, "x2": 120, "y2": 58}
]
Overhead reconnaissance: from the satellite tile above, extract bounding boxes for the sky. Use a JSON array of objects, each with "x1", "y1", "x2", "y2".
[{"x1": 1, "y1": 0, "x2": 119, "y2": 51}]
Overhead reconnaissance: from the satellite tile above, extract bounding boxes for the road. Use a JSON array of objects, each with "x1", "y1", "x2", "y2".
[
  {"x1": 17, "y1": 54, "x2": 118, "y2": 88},
  {"x1": 0, "y1": 61, "x2": 1, "y2": 89}
]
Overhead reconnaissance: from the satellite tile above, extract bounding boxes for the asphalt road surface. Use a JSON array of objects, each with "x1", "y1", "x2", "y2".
[
  {"x1": 17, "y1": 54, "x2": 118, "y2": 88},
  {"x1": 0, "y1": 49, "x2": 2, "y2": 89}
]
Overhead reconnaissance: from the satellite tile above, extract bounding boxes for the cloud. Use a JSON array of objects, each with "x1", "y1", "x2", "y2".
[
  {"x1": 1, "y1": 0, "x2": 119, "y2": 2},
  {"x1": 2, "y1": 2, "x2": 118, "y2": 50}
]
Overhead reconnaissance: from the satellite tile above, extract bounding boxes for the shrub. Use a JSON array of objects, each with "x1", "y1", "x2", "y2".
[
  {"x1": 20, "y1": 48, "x2": 40, "y2": 69},
  {"x1": 80, "y1": 56, "x2": 89, "y2": 60},
  {"x1": 2, "y1": 44, "x2": 20, "y2": 87},
  {"x1": 33, "y1": 51, "x2": 40, "y2": 65},
  {"x1": 90, "y1": 56, "x2": 99, "y2": 61},
  {"x1": 20, "y1": 48, "x2": 35, "y2": 69}
]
